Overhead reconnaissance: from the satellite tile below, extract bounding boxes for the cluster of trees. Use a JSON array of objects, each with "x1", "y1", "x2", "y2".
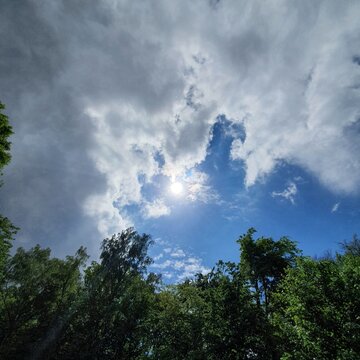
[
  {"x1": 0, "y1": 228, "x2": 359, "y2": 359},
  {"x1": 0, "y1": 103, "x2": 359, "y2": 359}
]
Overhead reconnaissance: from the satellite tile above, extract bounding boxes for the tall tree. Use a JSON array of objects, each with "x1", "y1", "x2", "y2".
[
  {"x1": 194, "y1": 261, "x2": 270, "y2": 359},
  {"x1": 56, "y1": 228, "x2": 158, "y2": 360},
  {"x1": 237, "y1": 229, "x2": 301, "y2": 360},
  {"x1": 0, "y1": 102, "x2": 13, "y2": 170},
  {"x1": 0, "y1": 102, "x2": 17, "y2": 283},
  {"x1": 0, "y1": 245, "x2": 88, "y2": 359},
  {"x1": 238, "y1": 228, "x2": 300, "y2": 312}
]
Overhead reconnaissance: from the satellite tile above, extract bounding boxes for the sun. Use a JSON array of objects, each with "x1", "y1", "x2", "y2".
[{"x1": 170, "y1": 181, "x2": 183, "y2": 195}]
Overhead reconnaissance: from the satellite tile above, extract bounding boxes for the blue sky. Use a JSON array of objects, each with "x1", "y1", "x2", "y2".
[
  {"x1": 0, "y1": 0, "x2": 359, "y2": 281},
  {"x1": 133, "y1": 117, "x2": 359, "y2": 280}
]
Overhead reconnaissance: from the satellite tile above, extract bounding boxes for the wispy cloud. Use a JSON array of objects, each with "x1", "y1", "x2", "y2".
[
  {"x1": 153, "y1": 253, "x2": 163, "y2": 261},
  {"x1": 185, "y1": 170, "x2": 220, "y2": 204},
  {"x1": 151, "y1": 240, "x2": 209, "y2": 282},
  {"x1": 222, "y1": 189, "x2": 259, "y2": 223},
  {"x1": 152, "y1": 256, "x2": 210, "y2": 282},
  {"x1": 331, "y1": 202, "x2": 340, "y2": 213},
  {"x1": 170, "y1": 249, "x2": 186, "y2": 258},
  {"x1": 271, "y1": 182, "x2": 298, "y2": 205}
]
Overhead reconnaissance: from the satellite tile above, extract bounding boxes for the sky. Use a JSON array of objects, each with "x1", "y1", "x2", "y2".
[{"x1": 0, "y1": 0, "x2": 359, "y2": 282}]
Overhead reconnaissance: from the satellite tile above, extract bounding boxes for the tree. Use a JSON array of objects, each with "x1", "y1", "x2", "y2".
[
  {"x1": 0, "y1": 216, "x2": 17, "y2": 283},
  {"x1": 340, "y1": 234, "x2": 360, "y2": 256},
  {"x1": 273, "y1": 253, "x2": 360, "y2": 359},
  {"x1": 194, "y1": 261, "x2": 270, "y2": 359},
  {"x1": 146, "y1": 283, "x2": 208, "y2": 359},
  {"x1": 0, "y1": 102, "x2": 17, "y2": 284},
  {"x1": 55, "y1": 228, "x2": 158, "y2": 359},
  {"x1": 238, "y1": 228, "x2": 300, "y2": 312},
  {"x1": 147, "y1": 261, "x2": 270, "y2": 360},
  {"x1": 237, "y1": 229, "x2": 301, "y2": 360},
  {"x1": 0, "y1": 245, "x2": 88, "y2": 359},
  {"x1": 0, "y1": 102, "x2": 13, "y2": 171}
]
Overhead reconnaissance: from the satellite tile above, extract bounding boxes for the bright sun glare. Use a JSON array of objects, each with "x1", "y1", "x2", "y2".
[{"x1": 170, "y1": 181, "x2": 183, "y2": 195}]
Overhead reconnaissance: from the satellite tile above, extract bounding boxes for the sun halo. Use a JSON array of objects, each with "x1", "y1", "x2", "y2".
[{"x1": 170, "y1": 181, "x2": 183, "y2": 195}]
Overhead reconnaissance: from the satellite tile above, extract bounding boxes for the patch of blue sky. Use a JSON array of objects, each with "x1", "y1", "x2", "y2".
[
  {"x1": 133, "y1": 115, "x2": 359, "y2": 273},
  {"x1": 241, "y1": 162, "x2": 360, "y2": 258}
]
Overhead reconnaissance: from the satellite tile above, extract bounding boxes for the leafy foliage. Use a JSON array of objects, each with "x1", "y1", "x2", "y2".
[
  {"x1": 0, "y1": 246, "x2": 88, "y2": 359},
  {"x1": 0, "y1": 102, "x2": 13, "y2": 171},
  {"x1": 0, "y1": 215, "x2": 18, "y2": 282},
  {"x1": 53, "y1": 228, "x2": 158, "y2": 359},
  {"x1": 0, "y1": 102, "x2": 17, "y2": 284},
  {"x1": 0, "y1": 228, "x2": 359, "y2": 359},
  {"x1": 238, "y1": 228, "x2": 300, "y2": 312},
  {"x1": 273, "y1": 252, "x2": 360, "y2": 359}
]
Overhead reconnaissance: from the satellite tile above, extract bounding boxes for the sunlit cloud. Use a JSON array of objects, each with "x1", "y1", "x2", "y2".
[
  {"x1": 142, "y1": 199, "x2": 171, "y2": 219},
  {"x1": 184, "y1": 170, "x2": 220, "y2": 204}
]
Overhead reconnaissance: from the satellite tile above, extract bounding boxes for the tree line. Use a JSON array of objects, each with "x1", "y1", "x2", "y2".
[{"x1": 0, "y1": 103, "x2": 359, "y2": 359}]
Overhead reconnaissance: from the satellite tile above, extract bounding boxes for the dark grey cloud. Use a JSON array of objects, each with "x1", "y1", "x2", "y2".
[
  {"x1": 0, "y1": 0, "x2": 65, "y2": 95},
  {"x1": 0, "y1": 0, "x2": 106, "y2": 256}
]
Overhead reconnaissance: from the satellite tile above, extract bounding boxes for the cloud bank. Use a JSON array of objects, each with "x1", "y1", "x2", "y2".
[{"x1": 0, "y1": 0, "x2": 359, "y2": 254}]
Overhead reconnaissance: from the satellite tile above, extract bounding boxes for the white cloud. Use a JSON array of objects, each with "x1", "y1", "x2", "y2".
[
  {"x1": 272, "y1": 182, "x2": 298, "y2": 205},
  {"x1": 331, "y1": 202, "x2": 340, "y2": 213},
  {"x1": 153, "y1": 253, "x2": 163, "y2": 261},
  {"x1": 151, "y1": 243, "x2": 209, "y2": 281},
  {"x1": 170, "y1": 249, "x2": 186, "y2": 258},
  {"x1": 184, "y1": 170, "x2": 220, "y2": 204},
  {"x1": 84, "y1": 191, "x2": 131, "y2": 237},
  {"x1": 142, "y1": 199, "x2": 171, "y2": 219},
  {"x1": 221, "y1": 2, "x2": 360, "y2": 194},
  {"x1": 176, "y1": 257, "x2": 210, "y2": 281},
  {"x1": 153, "y1": 256, "x2": 210, "y2": 281},
  {"x1": 151, "y1": 260, "x2": 172, "y2": 270}
]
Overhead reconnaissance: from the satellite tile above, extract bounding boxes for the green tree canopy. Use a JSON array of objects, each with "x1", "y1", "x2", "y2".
[
  {"x1": 55, "y1": 228, "x2": 158, "y2": 360},
  {"x1": 0, "y1": 102, "x2": 13, "y2": 171},
  {"x1": 0, "y1": 102, "x2": 17, "y2": 283},
  {"x1": 238, "y1": 228, "x2": 300, "y2": 311},
  {"x1": 0, "y1": 245, "x2": 88, "y2": 359},
  {"x1": 273, "y1": 253, "x2": 360, "y2": 359}
]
